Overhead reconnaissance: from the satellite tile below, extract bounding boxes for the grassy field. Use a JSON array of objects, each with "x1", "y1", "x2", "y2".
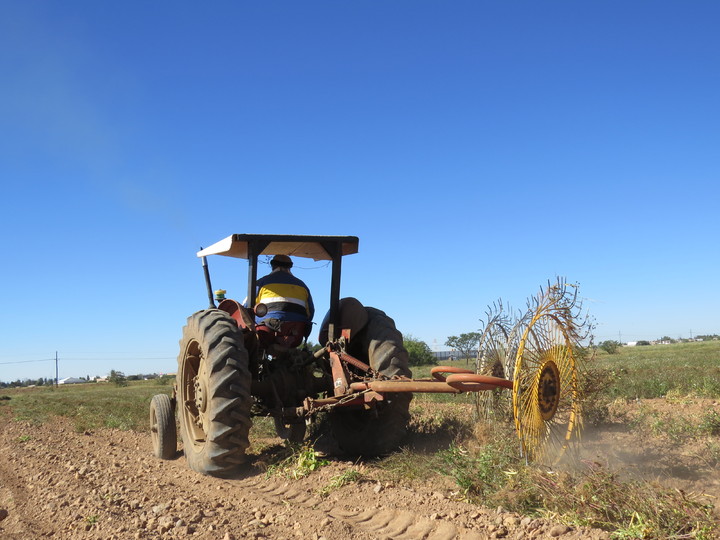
[
  {"x1": 595, "y1": 340, "x2": 720, "y2": 399},
  {"x1": 0, "y1": 379, "x2": 173, "y2": 431},
  {"x1": 2, "y1": 340, "x2": 719, "y2": 538}
]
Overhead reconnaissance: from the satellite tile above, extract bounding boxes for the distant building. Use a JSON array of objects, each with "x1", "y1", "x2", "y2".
[
  {"x1": 58, "y1": 377, "x2": 85, "y2": 385},
  {"x1": 626, "y1": 341, "x2": 637, "y2": 347},
  {"x1": 432, "y1": 350, "x2": 478, "y2": 361}
]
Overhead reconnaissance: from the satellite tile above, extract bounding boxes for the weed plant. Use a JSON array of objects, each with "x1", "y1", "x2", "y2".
[
  {"x1": 318, "y1": 468, "x2": 364, "y2": 498},
  {"x1": 265, "y1": 443, "x2": 330, "y2": 479}
]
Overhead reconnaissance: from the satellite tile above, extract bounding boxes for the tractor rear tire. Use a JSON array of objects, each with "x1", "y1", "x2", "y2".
[
  {"x1": 150, "y1": 393, "x2": 177, "y2": 460},
  {"x1": 177, "y1": 310, "x2": 252, "y2": 477},
  {"x1": 328, "y1": 306, "x2": 412, "y2": 456}
]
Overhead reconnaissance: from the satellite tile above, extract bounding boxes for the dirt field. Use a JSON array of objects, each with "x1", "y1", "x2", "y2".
[
  {"x1": 582, "y1": 398, "x2": 720, "y2": 500},
  {"x1": 0, "y1": 398, "x2": 717, "y2": 539}
]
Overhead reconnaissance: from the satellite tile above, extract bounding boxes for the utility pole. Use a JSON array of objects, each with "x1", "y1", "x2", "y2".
[{"x1": 55, "y1": 351, "x2": 58, "y2": 387}]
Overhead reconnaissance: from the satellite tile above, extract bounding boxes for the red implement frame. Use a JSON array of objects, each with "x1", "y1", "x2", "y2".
[
  {"x1": 349, "y1": 366, "x2": 513, "y2": 394},
  {"x1": 312, "y1": 346, "x2": 514, "y2": 414}
]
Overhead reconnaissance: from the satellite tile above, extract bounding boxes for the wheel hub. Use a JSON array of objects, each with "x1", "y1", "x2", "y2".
[
  {"x1": 537, "y1": 360, "x2": 560, "y2": 421},
  {"x1": 193, "y1": 374, "x2": 208, "y2": 430}
]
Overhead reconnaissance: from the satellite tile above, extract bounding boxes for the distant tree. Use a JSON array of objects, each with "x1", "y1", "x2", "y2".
[
  {"x1": 108, "y1": 370, "x2": 128, "y2": 387},
  {"x1": 403, "y1": 334, "x2": 436, "y2": 366},
  {"x1": 599, "y1": 340, "x2": 621, "y2": 354},
  {"x1": 445, "y1": 332, "x2": 482, "y2": 364},
  {"x1": 658, "y1": 336, "x2": 676, "y2": 343},
  {"x1": 636, "y1": 340, "x2": 651, "y2": 346},
  {"x1": 157, "y1": 374, "x2": 174, "y2": 386}
]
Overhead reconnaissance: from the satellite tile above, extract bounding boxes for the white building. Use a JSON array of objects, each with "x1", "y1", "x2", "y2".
[{"x1": 58, "y1": 377, "x2": 85, "y2": 385}]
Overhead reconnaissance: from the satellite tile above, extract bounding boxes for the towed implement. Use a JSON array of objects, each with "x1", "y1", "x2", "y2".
[{"x1": 150, "y1": 234, "x2": 586, "y2": 476}]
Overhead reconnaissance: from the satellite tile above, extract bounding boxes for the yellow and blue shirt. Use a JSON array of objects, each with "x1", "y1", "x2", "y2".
[{"x1": 255, "y1": 271, "x2": 314, "y2": 324}]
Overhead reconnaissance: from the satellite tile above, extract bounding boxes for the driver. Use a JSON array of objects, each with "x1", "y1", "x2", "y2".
[{"x1": 254, "y1": 255, "x2": 314, "y2": 346}]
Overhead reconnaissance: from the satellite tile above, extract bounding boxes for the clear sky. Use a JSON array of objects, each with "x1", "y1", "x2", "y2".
[{"x1": 1, "y1": 1, "x2": 718, "y2": 383}]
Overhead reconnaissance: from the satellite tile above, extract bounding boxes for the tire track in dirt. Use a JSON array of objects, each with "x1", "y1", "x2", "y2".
[
  {"x1": 0, "y1": 408, "x2": 610, "y2": 539},
  {"x1": 241, "y1": 476, "x2": 477, "y2": 539}
]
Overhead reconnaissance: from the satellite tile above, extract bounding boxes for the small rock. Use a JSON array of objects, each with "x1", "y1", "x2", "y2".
[
  {"x1": 0, "y1": 509, "x2": 9, "y2": 522},
  {"x1": 190, "y1": 511, "x2": 204, "y2": 523},
  {"x1": 373, "y1": 483, "x2": 383, "y2": 494},
  {"x1": 549, "y1": 524, "x2": 572, "y2": 537},
  {"x1": 158, "y1": 516, "x2": 175, "y2": 528},
  {"x1": 490, "y1": 526, "x2": 508, "y2": 538}
]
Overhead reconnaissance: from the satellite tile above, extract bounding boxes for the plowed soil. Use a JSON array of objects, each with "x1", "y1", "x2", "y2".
[{"x1": 1, "y1": 398, "x2": 718, "y2": 539}]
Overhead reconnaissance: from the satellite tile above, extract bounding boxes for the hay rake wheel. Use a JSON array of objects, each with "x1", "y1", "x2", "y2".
[
  {"x1": 512, "y1": 279, "x2": 588, "y2": 464},
  {"x1": 474, "y1": 304, "x2": 517, "y2": 421}
]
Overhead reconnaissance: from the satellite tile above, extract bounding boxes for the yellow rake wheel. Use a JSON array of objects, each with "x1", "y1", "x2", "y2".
[{"x1": 513, "y1": 309, "x2": 582, "y2": 464}]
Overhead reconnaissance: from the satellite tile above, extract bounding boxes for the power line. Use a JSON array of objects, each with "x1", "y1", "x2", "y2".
[
  {"x1": 0, "y1": 356, "x2": 175, "y2": 365},
  {"x1": 0, "y1": 358, "x2": 55, "y2": 365},
  {"x1": 60, "y1": 357, "x2": 176, "y2": 361}
]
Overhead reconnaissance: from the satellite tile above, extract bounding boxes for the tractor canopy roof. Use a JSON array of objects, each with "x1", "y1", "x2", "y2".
[{"x1": 196, "y1": 234, "x2": 359, "y2": 261}]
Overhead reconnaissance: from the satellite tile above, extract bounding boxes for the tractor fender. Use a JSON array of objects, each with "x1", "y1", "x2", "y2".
[{"x1": 318, "y1": 297, "x2": 369, "y2": 345}]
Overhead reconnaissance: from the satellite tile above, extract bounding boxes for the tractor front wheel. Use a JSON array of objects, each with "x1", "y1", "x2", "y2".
[
  {"x1": 150, "y1": 393, "x2": 176, "y2": 460},
  {"x1": 177, "y1": 310, "x2": 252, "y2": 477}
]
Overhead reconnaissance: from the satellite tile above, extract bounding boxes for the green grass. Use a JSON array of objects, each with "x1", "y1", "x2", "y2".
[
  {"x1": 319, "y1": 467, "x2": 364, "y2": 498},
  {"x1": 0, "y1": 379, "x2": 172, "y2": 432},
  {"x1": 265, "y1": 443, "x2": 330, "y2": 479},
  {"x1": 596, "y1": 340, "x2": 720, "y2": 399}
]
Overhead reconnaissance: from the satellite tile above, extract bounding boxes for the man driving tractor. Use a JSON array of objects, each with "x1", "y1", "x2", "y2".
[{"x1": 253, "y1": 254, "x2": 314, "y2": 348}]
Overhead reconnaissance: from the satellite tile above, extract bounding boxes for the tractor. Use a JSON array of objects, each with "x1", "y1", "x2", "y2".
[{"x1": 150, "y1": 234, "x2": 586, "y2": 477}]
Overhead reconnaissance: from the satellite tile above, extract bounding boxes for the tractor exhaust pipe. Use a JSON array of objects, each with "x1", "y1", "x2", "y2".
[{"x1": 201, "y1": 254, "x2": 215, "y2": 309}]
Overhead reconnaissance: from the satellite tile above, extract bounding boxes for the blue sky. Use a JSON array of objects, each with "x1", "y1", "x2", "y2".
[{"x1": 1, "y1": 1, "x2": 718, "y2": 382}]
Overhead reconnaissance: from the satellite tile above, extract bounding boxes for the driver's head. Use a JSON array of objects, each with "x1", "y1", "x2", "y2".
[{"x1": 270, "y1": 254, "x2": 293, "y2": 270}]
